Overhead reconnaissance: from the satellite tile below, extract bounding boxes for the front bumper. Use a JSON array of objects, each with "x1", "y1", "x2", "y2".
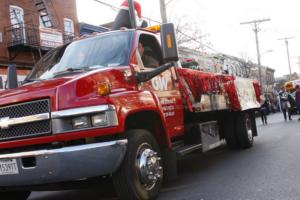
[{"x1": 0, "y1": 139, "x2": 127, "y2": 187}]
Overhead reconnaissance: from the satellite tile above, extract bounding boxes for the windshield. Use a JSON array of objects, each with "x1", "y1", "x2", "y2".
[{"x1": 26, "y1": 31, "x2": 133, "y2": 81}]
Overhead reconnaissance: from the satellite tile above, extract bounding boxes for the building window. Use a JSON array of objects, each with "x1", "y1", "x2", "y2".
[
  {"x1": 64, "y1": 18, "x2": 74, "y2": 36},
  {"x1": 39, "y1": 16, "x2": 52, "y2": 28},
  {"x1": 9, "y1": 5, "x2": 26, "y2": 43},
  {"x1": 10, "y1": 5, "x2": 24, "y2": 26},
  {"x1": 63, "y1": 18, "x2": 74, "y2": 43}
]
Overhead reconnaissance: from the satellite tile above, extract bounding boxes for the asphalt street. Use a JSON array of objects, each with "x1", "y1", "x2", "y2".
[{"x1": 29, "y1": 113, "x2": 300, "y2": 200}]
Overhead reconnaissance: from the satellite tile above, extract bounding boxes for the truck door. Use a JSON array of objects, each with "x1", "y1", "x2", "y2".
[{"x1": 135, "y1": 33, "x2": 184, "y2": 138}]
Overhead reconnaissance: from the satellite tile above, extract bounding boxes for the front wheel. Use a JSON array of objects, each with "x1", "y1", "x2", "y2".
[
  {"x1": 113, "y1": 129, "x2": 163, "y2": 200},
  {"x1": 236, "y1": 112, "x2": 254, "y2": 148}
]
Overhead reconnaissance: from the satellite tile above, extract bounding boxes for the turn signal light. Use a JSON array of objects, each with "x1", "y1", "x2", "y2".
[
  {"x1": 97, "y1": 82, "x2": 111, "y2": 96},
  {"x1": 167, "y1": 34, "x2": 172, "y2": 48}
]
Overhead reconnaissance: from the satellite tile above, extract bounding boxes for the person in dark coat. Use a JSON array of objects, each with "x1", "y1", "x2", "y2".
[
  {"x1": 279, "y1": 87, "x2": 293, "y2": 121},
  {"x1": 295, "y1": 85, "x2": 300, "y2": 120},
  {"x1": 113, "y1": 1, "x2": 147, "y2": 30},
  {"x1": 260, "y1": 96, "x2": 269, "y2": 125}
]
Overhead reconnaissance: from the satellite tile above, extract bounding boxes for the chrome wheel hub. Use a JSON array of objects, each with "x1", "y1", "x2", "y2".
[
  {"x1": 246, "y1": 117, "x2": 253, "y2": 141},
  {"x1": 136, "y1": 144, "x2": 163, "y2": 190}
]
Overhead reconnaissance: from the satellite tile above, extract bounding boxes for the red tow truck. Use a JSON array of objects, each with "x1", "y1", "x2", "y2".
[{"x1": 0, "y1": 8, "x2": 260, "y2": 200}]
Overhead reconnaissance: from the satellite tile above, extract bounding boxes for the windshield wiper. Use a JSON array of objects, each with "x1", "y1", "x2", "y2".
[
  {"x1": 53, "y1": 67, "x2": 86, "y2": 77},
  {"x1": 23, "y1": 78, "x2": 42, "y2": 84},
  {"x1": 83, "y1": 65, "x2": 105, "y2": 71}
]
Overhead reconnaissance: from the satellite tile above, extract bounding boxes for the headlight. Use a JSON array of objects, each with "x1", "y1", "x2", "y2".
[
  {"x1": 91, "y1": 113, "x2": 108, "y2": 127},
  {"x1": 51, "y1": 105, "x2": 119, "y2": 134},
  {"x1": 72, "y1": 116, "x2": 89, "y2": 129}
]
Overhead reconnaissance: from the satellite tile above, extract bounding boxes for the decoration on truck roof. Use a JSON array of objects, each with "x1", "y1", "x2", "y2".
[
  {"x1": 113, "y1": 0, "x2": 148, "y2": 30},
  {"x1": 176, "y1": 68, "x2": 260, "y2": 112}
]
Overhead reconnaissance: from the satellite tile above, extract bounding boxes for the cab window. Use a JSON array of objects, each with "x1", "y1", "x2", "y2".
[{"x1": 137, "y1": 34, "x2": 163, "y2": 68}]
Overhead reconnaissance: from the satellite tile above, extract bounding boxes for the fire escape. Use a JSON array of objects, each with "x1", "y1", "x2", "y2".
[
  {"x1": 5, "y1": 0, "x2": 72, "y2": 64},
  {"x1": 33, "y1": 0, "x2": 74, "y2": 43},
  {"x1": 34, "y1": 0, "x2": 55, "y2": 28}
]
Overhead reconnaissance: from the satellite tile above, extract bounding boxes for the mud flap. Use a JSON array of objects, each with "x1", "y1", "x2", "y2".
[{"x1": 200, "y1": 121, "x2": 223, "y2": 152}]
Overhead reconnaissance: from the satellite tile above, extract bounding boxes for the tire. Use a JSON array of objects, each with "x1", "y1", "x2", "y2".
[
  {"x1": 224, "y1": 113, "x2": 240, "y2": 149},
  {"x1": 113, "y1": 129, "x2": 163, "y2": 200},
  {"x1": 236, "y1": 112, "x2": 254, "y2": 148},
  {"x1": 1, "y1": 191, "x2": 31, "y2": 200}
]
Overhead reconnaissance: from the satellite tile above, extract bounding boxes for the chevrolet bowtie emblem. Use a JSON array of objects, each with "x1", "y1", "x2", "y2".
[{"x1": 0, "y1": 117, "x2": 10, "y2": 129}]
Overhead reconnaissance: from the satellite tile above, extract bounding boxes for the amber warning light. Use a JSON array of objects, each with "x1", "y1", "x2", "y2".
[
  {"x1": 144, "y1": 25, "x2": 161, "y2": 32},
  {"x1": 97, "y1": 82, "x2": 111, "y2": 96},
  {"x1": 167, "y1": 34, "x2": 172, "y2": 48}
]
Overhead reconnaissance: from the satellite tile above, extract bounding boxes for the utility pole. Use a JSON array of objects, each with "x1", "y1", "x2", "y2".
[
  {"x1": 159, "y1": 0, "x2": 168, "y2": 23},
  {"x1": 240, "y1": 18, "x2": 270, "y2": 93},
  {"x1": 278, "y1": 37, "x2": 294, "y2": 80}
]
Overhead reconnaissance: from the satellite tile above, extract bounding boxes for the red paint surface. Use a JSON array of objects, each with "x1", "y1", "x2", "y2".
[
  {"x1": 253, "y1": 81, "x2": 261, "y2": 102},
  {"x1": 223, "y1": 80, "x2": 241, "y2": 110}
]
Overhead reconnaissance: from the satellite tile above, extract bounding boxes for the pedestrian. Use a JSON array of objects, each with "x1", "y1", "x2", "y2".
[
  {"x1": 279, "y1": 87, "x2": 292, "y2": 121},
  {"x1": 260, "y1": 96, "x2": 268, "y2": 125},
  {"x1": 295, "y1": 85, "x2": 300, "y2": 120}
]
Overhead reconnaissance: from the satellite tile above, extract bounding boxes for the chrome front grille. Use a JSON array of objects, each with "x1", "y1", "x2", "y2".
[
  {"x1": 0, "y1": 99, "x2": 51, "y2": 141},
  {"x1": 0, "y1": 99, "x2": 49, "y2": 118}
]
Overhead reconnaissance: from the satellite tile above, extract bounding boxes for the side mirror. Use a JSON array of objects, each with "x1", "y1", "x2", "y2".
[
  {"x1": 135, "y1": 62, "x2": 173, "y2": 83},
  {"x1": 7, "y1": 64, "x2": 18, "y2": 89},
  {"x1": 160, "y1": 23, "x2": 179, "y2": 62}
]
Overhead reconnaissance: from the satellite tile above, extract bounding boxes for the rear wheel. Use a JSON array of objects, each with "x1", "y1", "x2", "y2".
[
  {"x1": 1, "y1": 191, "x2": 31, "y2": 200},
  {"x1": 113, "y1": 129, "x2": 163, "y2": 200},
  {"x1": 236, "y1": 112, "x2": 254, "y2": 148}
]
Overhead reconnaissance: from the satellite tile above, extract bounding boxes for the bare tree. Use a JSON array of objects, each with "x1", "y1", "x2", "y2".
[
  {"x1": 238, "y1": 52, "x2": 254, "y2": 78},
  {"x1": 171, "y1": 16, "x2": 211, "y2": 51}
]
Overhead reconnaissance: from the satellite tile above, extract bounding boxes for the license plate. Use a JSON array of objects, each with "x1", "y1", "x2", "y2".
[{"x1": 0, "y1": 159, "x2": 19, "y2": 175}]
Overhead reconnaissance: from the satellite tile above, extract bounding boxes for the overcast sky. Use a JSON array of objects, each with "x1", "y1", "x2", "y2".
[{"x1": 76, "y1": 0, "x2": 300, "y2": 77}]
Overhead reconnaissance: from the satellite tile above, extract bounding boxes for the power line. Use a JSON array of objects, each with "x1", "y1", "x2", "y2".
[
  {"x1": 166, "y1": 0, "x2": 176, "y2": 5},
  {"x1": 93, "y1": 0, "x2": 119, "y2": 11}
]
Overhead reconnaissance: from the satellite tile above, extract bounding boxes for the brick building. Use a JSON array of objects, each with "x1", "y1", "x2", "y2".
[
  {"x1": 249, "y1": 66, "x2": 275, "y2": 93},
  {"x1": 0, "y1": 0, "x2": 79, "y2": 89}
]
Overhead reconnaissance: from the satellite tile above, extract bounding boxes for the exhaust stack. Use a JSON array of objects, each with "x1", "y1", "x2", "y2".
[
  {"x1": 128, "y1": 0, "x2": 137, "y2": 29},
  {"x1": 7, "y1": 64, "x2": 18, "y2": 89}
]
